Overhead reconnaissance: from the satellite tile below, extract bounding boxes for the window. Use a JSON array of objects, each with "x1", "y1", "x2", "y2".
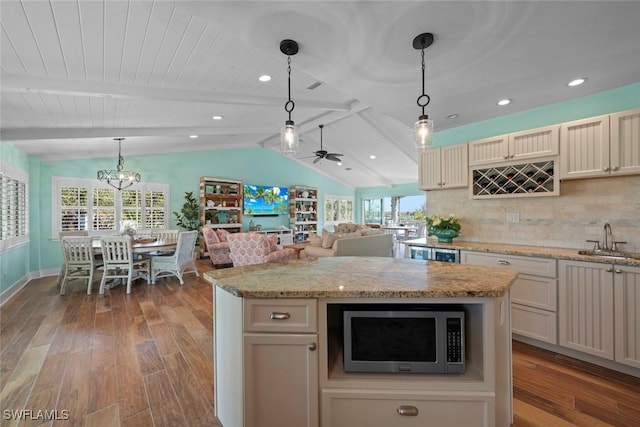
[
  {"x1": 361, "y1": 195, "x2": 427, "y2": 225},
  {"x1": 52, "y1": 177, "x2": 169, "y2": 238},
  {"x1": 323, "y1": 195, "x2": 354, "y2": 227},
  {"x1": 0, "y1": 163, "x2": 29, "y2": 251}
]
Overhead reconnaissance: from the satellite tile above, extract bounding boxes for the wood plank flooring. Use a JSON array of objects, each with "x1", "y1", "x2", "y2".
[{"x1": 1, "y1": 259, "x2": 639, "y2": 426}]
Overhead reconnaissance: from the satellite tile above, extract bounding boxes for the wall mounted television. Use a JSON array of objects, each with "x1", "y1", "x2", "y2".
[{"x1": 243, "y1": 184, "x2": 289, "y2": 216}]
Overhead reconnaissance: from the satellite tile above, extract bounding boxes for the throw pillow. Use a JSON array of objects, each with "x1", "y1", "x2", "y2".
[
  {"x1": 322, "y1": 232, "x2": 342, "y2": 249},
  {"x1": 216, "y1": 228, "x2": 230, "y2": 242},
  {"x1": 267, "y1": 234, "x2": 278, "y2": 252},
  {"x1": 309, "y1": 233, "x2": 322, "y2": 247}
]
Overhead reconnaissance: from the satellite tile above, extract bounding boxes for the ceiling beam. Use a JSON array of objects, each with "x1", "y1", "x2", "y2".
[
  {"x1": 357, "y1": 109, "x2": 418, "y2": 165},
  {"x1": 1, "y1": 73, "x2": 350, "y2": 111},
  {"x1": 0, "y1": 126, "x2": 274, "y2": 141}
]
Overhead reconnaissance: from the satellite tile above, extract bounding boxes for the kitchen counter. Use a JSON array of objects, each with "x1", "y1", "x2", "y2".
[
  {"x1": 204, "y1": 256, "x2": 518, "y2": 298},
  {"x1": 404, "y1": 238, "x2": 640, "y2": 267}
]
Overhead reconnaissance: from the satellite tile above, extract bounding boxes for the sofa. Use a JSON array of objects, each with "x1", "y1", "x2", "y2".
[
  {"x1": 304, "y1": 226, "x2": 394, "y2": 258},
  {"x1": 202, "y1": 227, "x2": 232, "y2": 266},
  {"x1": 227, "y1": 232, "x2": 296, "y2": 266}
]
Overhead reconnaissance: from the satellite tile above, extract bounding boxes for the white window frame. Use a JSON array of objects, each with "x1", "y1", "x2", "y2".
[
  {"x1": 323, "y1": 194, "x2": 354, "y2": 228},
  {"x1": 0, "y1": 162, "x2": 29, "y2": 252},
  {"x1": 51, "y1": 176, "x2": 170, "y2": 239}
]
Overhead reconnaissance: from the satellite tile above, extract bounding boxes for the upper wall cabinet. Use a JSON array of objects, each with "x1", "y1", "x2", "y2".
[
  {"x1": 610, "y1": 109, "x2": 640, "y2": 176},
  {"x1": 468, "y1": 125, "x2": 559, "y2": 167},
  {"x1": 559, "y1": 115, "x2": 610, "y2": 179},
  {"x1": 560, "y1": 109, "x2": 640, "y2": 180},
  {"x1": 418, "y1": 144, "x2": 468, "y2": 190}
]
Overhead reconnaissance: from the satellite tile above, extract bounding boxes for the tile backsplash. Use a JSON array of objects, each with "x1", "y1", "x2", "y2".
[{"x1": 426, "y1": 175, "x2": 640, "y2": 252}]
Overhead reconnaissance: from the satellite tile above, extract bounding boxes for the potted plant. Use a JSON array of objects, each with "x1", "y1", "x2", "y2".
[
  {"x1": 426, "y1": 214, "x2": 461, "y2": 243},
  {"x1": 173, "y1": 191, "x2": 200, "y2": 249}
]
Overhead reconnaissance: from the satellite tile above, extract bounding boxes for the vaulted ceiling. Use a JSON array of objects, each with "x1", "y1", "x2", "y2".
[{"x1": 2, "y1": 1, "x2": 640, "y2": 188}]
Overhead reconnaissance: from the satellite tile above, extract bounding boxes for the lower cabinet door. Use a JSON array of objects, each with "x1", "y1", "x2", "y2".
[
  {"x1": 512, "y1": 303, "x2": 557, "y2": 344},
  {"x1": 244, "y1": 333, "x2": 318, "y2": 427},
  {"x1": 321, "y1": 389, "x2": 495, "y2": 427}
]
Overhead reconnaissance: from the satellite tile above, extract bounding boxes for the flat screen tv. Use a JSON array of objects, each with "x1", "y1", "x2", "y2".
[{"x1": 243, "y1": 184, "x2": 289, "y2": 216}]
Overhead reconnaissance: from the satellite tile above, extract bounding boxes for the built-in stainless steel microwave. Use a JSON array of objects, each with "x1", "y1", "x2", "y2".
[{"x1": 343, "y1": 306, "x2": 465, "y2": 374}]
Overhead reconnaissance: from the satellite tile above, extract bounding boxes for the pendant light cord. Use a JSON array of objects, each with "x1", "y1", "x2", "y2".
[
  {"x1": 417, "y1": 48, "x2": 430, "y2": 117},
  {"x1": 285, "y1": 56, "x2": 295, "y2": 121}
]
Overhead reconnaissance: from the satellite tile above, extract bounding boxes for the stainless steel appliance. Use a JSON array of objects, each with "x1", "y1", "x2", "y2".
[{"x1": 407, "y1": 245, "x2": 460, "y2": 263}]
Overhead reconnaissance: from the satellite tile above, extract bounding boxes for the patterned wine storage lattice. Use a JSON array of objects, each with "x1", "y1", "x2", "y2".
[{"x1": 471, "y1": 159, "x2": 559, "y2": 198}]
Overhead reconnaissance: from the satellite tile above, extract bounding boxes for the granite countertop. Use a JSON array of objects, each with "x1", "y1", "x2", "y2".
[
  {"x1": 404, "y1": 238, "x2": 640, "y2": 267},
  {"x1": 204, "y1": 257, "x2": 517, "y2": 299}
]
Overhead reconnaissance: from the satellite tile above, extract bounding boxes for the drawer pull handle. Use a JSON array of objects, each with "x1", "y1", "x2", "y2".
[
  {"x1": 397, "y1": 405, "x2": 419, "y2": 417},
  {"x1": 497, "y1": 260, "x2": 510, "y2": 265},
  {"x1": 270, "y1": 312, "x2": 291, "y2": 320}
]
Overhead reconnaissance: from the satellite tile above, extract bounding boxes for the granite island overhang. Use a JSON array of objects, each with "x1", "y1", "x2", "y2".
[{"x1": 203, "y1": 256, "x2": 518, "y2": 298}]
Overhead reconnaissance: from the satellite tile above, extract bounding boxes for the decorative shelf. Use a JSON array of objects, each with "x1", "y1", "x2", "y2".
[{"x1": 471, "y1": 159, "x2": 559, "y2": 198}]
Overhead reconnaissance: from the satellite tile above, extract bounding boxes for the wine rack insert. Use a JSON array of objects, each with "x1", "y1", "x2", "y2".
[{"x1": 471, "y1": 159, "x2": 559, "y2": 198}]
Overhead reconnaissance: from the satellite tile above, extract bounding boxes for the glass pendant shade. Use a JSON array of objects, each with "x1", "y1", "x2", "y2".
[
  {"x1": 281, "y1": 120, "x2": 299, "y2": 155},
  {"x1": 97, "y1": 138, "x2": 141, "y2": 190},
  {"x1": 414, "y1": 115, "x2": 434, "y2": 151}
]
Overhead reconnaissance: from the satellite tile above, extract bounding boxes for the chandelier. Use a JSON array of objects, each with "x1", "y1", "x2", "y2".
[
  {"x1": 280, "y1": 39, "x2": 300, "y2": 155},
  {"x1": 413, "y1": 32, "x2": 435, "y2": 151},
  {"x1": 97, "y1": 138, "x2": 141, "y2": 190}
]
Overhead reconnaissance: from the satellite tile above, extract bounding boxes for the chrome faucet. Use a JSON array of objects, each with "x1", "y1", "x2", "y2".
[{"x1": 603, "y1": 223, "x2": 612, "y2": 251}]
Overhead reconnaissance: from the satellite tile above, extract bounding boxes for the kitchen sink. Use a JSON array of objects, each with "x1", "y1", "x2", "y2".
[{"x1": 577, "y1": 250, "x2": 640, "y2": 261}]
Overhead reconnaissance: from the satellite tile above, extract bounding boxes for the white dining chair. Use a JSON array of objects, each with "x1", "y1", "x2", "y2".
[
  {"x1": 152, "y1": 229, "x2": 179, "y2": 241},
  {"x1": 60, "y1": 236, "x2": 101, "y2": 295},
  {"x1": 57, "y1": 230, "x2": 89, "y2": 286},
  {"x1": 150, "y1": 230, "x2": 199, "y2": 285},
  {"x1": 99, "y1": 235, "x2": 150, "y2": 294}
]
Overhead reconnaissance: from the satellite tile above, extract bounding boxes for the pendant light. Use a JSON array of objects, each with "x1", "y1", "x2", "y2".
[
  {"x1": 97, "y1": 138, "x2": 141, "y2": 190},
  {"x1": 280, "y1": 39, "x2": 300, "y2": 155},
  {"x1": 413, "y1": 32, "x2": 435, "y2": 151}
]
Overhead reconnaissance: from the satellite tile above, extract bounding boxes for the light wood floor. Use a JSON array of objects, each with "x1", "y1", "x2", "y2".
[{"x1": 2, "y1": 260, "x2": 639, "y2": 426}]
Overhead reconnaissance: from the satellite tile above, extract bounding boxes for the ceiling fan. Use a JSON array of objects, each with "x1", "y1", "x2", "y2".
[{"x1": 312, "y1": 124, "x2": 343, "y2": 164}]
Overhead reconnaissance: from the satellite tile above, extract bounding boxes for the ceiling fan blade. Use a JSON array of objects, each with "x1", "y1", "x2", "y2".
[
  {"x1": 325, "y1": 154, "x2": 342, "y2": 162},
  {"x1": 313, "y1": 157, "x2": 321, "y2": 164}
]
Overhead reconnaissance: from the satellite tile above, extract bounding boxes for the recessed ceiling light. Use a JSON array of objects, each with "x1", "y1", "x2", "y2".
[
  {"x1": 568, "y1": 77, "x2": 587, "y2": 87},
  {"x1": 336, "y1": 162, "x2": 342, "y2": 166},
  {"x1": 189, "y1": 135, "x2": 198, "y2": 139},
  {"x1": 446, "y1": 114, "x2": 459, "y2": 119},
  {"x1": 259, "y1": 75, "x2": 271, "y2": 82},
  {"x1": 212, "y1": 115, "x2": 223, "y2": 120},
  {"x1": 370, "y1": 155, "x2": 376, "y2": 160},
  {"x1": 497, "y1": 99, "x2": 511, "y2": 106}
]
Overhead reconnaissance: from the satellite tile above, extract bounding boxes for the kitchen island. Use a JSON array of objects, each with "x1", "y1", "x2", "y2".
[{"x1": 205, "y1": 256, "x2": 518, "y2": 427}]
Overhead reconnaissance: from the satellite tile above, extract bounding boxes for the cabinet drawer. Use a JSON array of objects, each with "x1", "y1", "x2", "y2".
[
  {"x1": 512, "y1": 304, "x2": 557, "y2": 344},
  {"x1": 243, "y1": 299, "x2": 317, "y2": 333},
  {"x1": 462, "y1": 251, "x2": 556, "y2": 278},
  {"x1": 511, "y1": 274, "x2": 557, "y2": 311},
  {"x1": 321, "y1": 389, "x2": 494, "y2": 427}
]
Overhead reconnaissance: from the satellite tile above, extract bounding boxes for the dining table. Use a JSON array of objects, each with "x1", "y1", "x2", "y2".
[{"x1": 91, "y1": 237, "x2": 178, "y2": 255}]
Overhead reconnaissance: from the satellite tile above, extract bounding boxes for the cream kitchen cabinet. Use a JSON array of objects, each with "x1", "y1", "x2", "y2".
[
  {"x1": 558, "y1": 260, "x2": 614, "y2": 359},
  {"x1": 461, "y1": 251, "x2": 558, "y2": 344},
  {"x1": 321, "y1": 389, "x2": 495, "y2": 427},
  {"x1": 215, "y1": 291, "x2": 319, "y2": 427},
  {"x1": 561, "y1": 109, "x2": 640, "y2": 179},
  {"x1": 610, "y1": 108, "x2": 640, "y2": 177},
  {"x1": 468, "y1": 125, "x2": 559, "y2": 167},
  {"x1": 418, "y1": 144, "x2": 468, "y2": 190},
  {"x1": 614, "y1": 264, "x2": 640, "y2": 369}
]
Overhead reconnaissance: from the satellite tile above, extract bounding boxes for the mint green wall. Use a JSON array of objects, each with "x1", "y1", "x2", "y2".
[
  {"x1": 34, "y1": 147, "x2": 353, "y2": 272},
  {"x1": 0, "y1": 143, "x2": 32, "y2": 294}
]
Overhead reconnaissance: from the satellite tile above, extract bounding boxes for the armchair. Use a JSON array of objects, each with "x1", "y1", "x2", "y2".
[
  {"x1": 227, "y1": 233, "x2": 295, "y2": 267},
  {"x1": 202, "y1": 227, "x2": 232, "y2": 266}
]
